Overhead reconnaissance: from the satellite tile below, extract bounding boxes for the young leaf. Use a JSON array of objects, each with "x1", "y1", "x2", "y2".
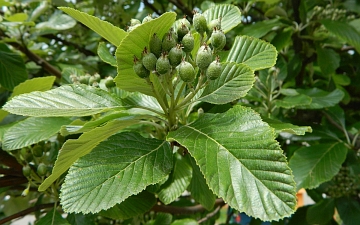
[
  {"x1": 167, "y1": 106, "x2": 297, "y2": 221},
  {"x1": 2, "y1": 117, "x2": 72, "y2": 150},
  {"x1": 10, "y1": 76, "x2": 56, "y2": 99},
  {"x1": 275, "y1": 94, "x2": 312, "y2": 109},
  {"x1": 98, "y1": 42, "x2": 117, "y2": 67},
  {"x1": 188, "y1": 156, "x2": 216, "y2": 211},
  {"x1": 289, "y1": 142, "x2": 348, "y2": 190},
  {"x1": 115, "y1": 12, "x2": 176, "y2": 96},
  {"x1": 39, "y1": 119, "x2": 141, "y2": 191},
  {"x1": 198, "y1": 62, "x2": 254, "y2": 104},
  {"x1": 59, "y1": 7, "x2": 127, "y2": 46},
  {"x1": 241, "y1": 18, "x2": 283, "y2": 38},
  {"x1": 226, "y1": 36, "x2": 277, "y2": 71},
  {"x1": 157, "y1": 153, "x2": 192, "y2": 205},
  {"x1": 60, "y1": 132, "x2": 173, "y2": 214},
  {"x1": 262, "y1": 117, "x2": 312, "y2": 135},
  {"x1": 203, "y1": 4, "x2": 242, "y2": 33},
  {"x1": 100, "y1": 191, "x2": 156, "y2": 220},
  {"x1": 36, "y1": 13, "x2": 76, "y2": 30},
  {"x1": 3, "y1": 84, "x2": 123, "y2": 117}
]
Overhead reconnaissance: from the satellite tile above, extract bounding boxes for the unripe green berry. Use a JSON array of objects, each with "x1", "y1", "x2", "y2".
[
  {"x1": 196, "y1": 44, "x2": 212, "y2": 70},
  {"x1": 37, "y1": 163, "x2": 47, "y2": 176},
  {"x1": 150, "y1": 33, "x2": 162, "y2": 58},
  {"x1": 32, "y1": 145, "x2": 43, "y2": 157},
  {"x1": 142, "y1": 47, "x2": 157, "y2": 71},
  {"x1": 181, "y1": 32, "x2": 194, "y2": 53},
  {"x1": 207, "y1": 18, "x2": 221, "y2": 36},
  {"x1": 177, "y1": 23, "x2": 189, "y2": 41},
  {"x1": 105, "y1": 77, "x2": 116, "y2": 88},
  {"x1": 130, "y1": 19, "x2": 141, "y2": 26},
  {"x1": 178, "y1": 60, "x2": 195, "y2": 83},
  {"x1": 193, "y1": 12, "x2": 207, "y2": 35},
  {"x1": 181, "y1": 15, "x2": 191, "y2": 28},
  {"x1": 156, "y1": 53, "x2": 171, "y2": 75},
  {"x1": 22, "y1": 165, "x2": 31, "y2": 177},
  {"x1": 211, "y1": 28, "x2": 226, "y2": 50},
  {"x1": 94, "y1": 73, "x2": 101, "y2": 82},
  {"x1": 142, "y1": 14, "x2": 153, "y2": 23},
  {"x1": 168, "y1": 44, "x2": 183, "y2": 67},
  {"x1": 78, "y1": 75, "x2": 88, "y2": 84},
  {"x1": 20, "y1": 147, "x2": 33, "y2": 162},
  {"x1": 162, "y1": 32, "x2": 177, "y2": 53},
  {"x1": 206, "y1": 57, "x2": 222, "y2": 80},
  {"x1": 89, "y1": 76, "x2": 97, "y2": 85},
  {"x1": 133, "y1": 57, "x2": 150, "y2": 78}
]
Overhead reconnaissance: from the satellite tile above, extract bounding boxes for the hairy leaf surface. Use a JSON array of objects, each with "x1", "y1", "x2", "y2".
[
  {"x1": 198, "y1": 62, "x2": 254, "y2": 104},
  {"x1": 3, "y1": 84, "x2": 123, "y2": 117},
  {"x1": 60, "y1": 132, "x2": 172, "y2": 213},
  {"x1": 167, "y1": 106, "x2": 296, "y2": 221},
  {"x1": 262, "y1": 117, "x2": 312, "y2": 135},
  {"x1": 3, "y1": 117, "x2": 71, "y2": 150},
  {"x1": 203, "y1": 4, "x2": 242, "y2": 33},
  {"x1": 226, "y1": 36, "x2": 277, "y2": 71}
]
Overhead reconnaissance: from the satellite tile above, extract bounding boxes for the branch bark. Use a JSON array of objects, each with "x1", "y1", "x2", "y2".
[
  {"x1": 168, "y1": 0, "x2": 193, "y2": 18},
  {"x1": 142, "y1": 0, "x2": 162, "y2": 16},
  {"x1": 0, "y1": 203, "x2": 54, "y2": 224}
]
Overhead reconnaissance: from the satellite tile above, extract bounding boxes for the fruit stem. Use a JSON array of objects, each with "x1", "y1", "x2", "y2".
[{"x1": 175, "y1": 72, "x2": 206, "y2": 110}]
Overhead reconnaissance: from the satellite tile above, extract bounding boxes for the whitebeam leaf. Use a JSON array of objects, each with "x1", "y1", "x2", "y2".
[
  {"x1": 60, "y1": 132, "x2": 173, "y2": 214},
  {"x1": 203, "y1": 4, "x2": 242, "y2": 33},
  {"x1": 167, "y1": 106, "x2": 296, "y2": 221},
  {"x1": 198, "y1": 62, "x2": 254, "y2": 104},
  {"x1": 226, "y1": 36, "x2": 277, "y2": 71},
  {"x1": 3, "y1": 84, "x2": 123, "y2": 117}
]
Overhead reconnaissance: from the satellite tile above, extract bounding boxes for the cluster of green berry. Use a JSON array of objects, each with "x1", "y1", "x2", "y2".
[
  {"x1": 311, "y1": 4, "x2": 355, "y2": 21},
  {"x1": 325, "y1": 166, "x2": 359, "y2": 198},
  {"x1": 20, "y1": 142, "x2": 52, "y2": 178},
  {"x1": 133, "y1": 11, "x2": 226, "y2": 84},
  {"x1": 70, "y1": 73, "x2": 115, "y2": 88}
]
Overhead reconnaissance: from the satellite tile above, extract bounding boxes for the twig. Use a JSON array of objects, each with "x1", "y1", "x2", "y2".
[
  {"x1": 0, "y1": 203, "x2": 54, "y2": 224},
  {"x1": 142, "y1": 0, "x2": 162, "y2": 16},
  {"x1": 151, "y1": 198, "x2": 224, "y2": 214},
  {"x1": 198, "y1": 205, "x2": 224, "y2": 223},
  {"x1": 41, "y1": 34, "x2": 95, "y2": 56},
  {"x1": 168, "y1": 0, "x2": 193, "y2": 18}
]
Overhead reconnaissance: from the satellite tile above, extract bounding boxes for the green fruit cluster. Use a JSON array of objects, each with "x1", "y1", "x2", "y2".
[
  {"x1": 20, "y1": 142, "x2": 53, "y2": 178},
  {"x1": 70, "y1": 73, "x2": 101, "y2": 87},
  {"x1": 133, "y1": 13, "x2": 225, "y2": 83},
  {"x1": 325, "y1": 166, "x2": 359, "y2": 198}
]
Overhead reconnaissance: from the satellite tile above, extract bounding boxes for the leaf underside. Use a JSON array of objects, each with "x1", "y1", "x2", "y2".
[{"x1": 167, "y1": 106, "x2": 296, "y2": 221}]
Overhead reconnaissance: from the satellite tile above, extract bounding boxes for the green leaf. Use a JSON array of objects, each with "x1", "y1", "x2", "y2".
[
  {"x1": 306, "y1": 198, "x2": 334, "y2": 225},
  {"x1": 36, "y1": 208, "x2": 70, "y2": 225},
  {"x1": 66, "y1": 213, "x2": 95, "y2": 225},
  {"x1": 271, "y1": 27, "x2": 293, "y2": 51},
  {"x1": 198, "y1": 62, "x2": 254, "y2": 104},
  {"x1": 121, "y1": 92, "x2": 164, "y2": 116},
  {"x1": 39, "y1": 119, "x2": 140, "y2": 191},
  {"x1": 167, "y1": 106, "x2": 297, "y2": 221},
  {"x1": 171, "y1": 219, "x2": 198, "y2": 225},
  {"x1": 115, "y1": 12, "x2": 176, "y2": 96},
  {"x1": 226, "y1": 36, "x2": 277, "y2": 71},
  {"x1": 59, "y1": 7, "x2": 127, "y2": 46},
  {"x1": 0, "y1": 50, "x2": 28, "y2": 90},
  {"x1": 188, "y1": 156, "x2": 216, "y2": 211},
  {"x1": 154, "y1": 213, "x2": 173, "y2": 225},
  {"x1": 157, "y1": 153, "x2": 192, "y2": 205},
  {"x1": 321, "y1": 19, "x2": 360, "y2": 53},
  {"x1": 297, "y1": 88, "x2": 344, "y2": 109},
  {"x1": 241, "y1": 18, "x2": 283, "y2": 38},
  {"x1": 336, "y1": 197, "x2": 360, "y2": 225},
  {"x1": 60, "y1": 132, "x2": 172, "y2": 213},
  {"x1": 98, "y1": 42, "x2": 117, "y2": 67},
  {"x1": 100, "y1": 191, "x2": 156, "y2": 220},
  {"x1": 3, "y1": 84, "x2": 123, "y2": 117},
  {"x1": 10, "y1": 76, "x2": 56, "y2": 99},
  {"x1": 332, "y1": 74, "x2": 350, "y2": 86},
  {"x1": 5, "y1": 13, "x2": 28, "y2": 22},
  {"x1": 275, "y1": 95, "x2": 312, "y2": 109},
  {"x1": 36, "y1": 13, "x2": 76, "y2": 30},
  {"x1": 203, "y1": 4, "x2": 242, "y2": 33},
  {"x1": 316, "y1": 46, "x2": 340, "y2": 76},
  {"x1": 262, "y1": 117, "x2": 312, "y2": 135},
  {"x1": 289, "y1": 142, "x2": 348, "y2": 190},
  {"x1": 3, "y1": 117, "x2": 71, "y2": 150}
]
